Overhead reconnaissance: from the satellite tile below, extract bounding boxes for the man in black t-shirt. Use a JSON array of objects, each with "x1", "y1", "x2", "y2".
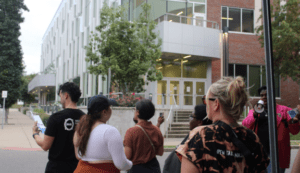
[{"x1": 32, "y1": 82, "x2": 85, "y2": 173}]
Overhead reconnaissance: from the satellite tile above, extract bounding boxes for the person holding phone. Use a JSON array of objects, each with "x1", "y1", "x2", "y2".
[{"x1": 243, "y1": 86, "x2": 300, "y2": 173}]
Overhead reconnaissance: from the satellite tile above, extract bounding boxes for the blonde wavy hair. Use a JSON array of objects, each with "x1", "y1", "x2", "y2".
[{"x1": 208, "y1": 76, "x2": 249, "y2": 120}]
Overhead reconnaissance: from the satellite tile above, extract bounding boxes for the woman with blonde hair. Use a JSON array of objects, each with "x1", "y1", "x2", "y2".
[
  {"x1": 176, "y1": 76, "x2": 269, "y2": 173},
  {"x1": 73, "y1": 95, "x2": 132, "y2": 173}
]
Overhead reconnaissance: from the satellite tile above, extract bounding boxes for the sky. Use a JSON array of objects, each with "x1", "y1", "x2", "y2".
[{"x1": 20, "y1": 0, "x2": 62, "y2": 75}]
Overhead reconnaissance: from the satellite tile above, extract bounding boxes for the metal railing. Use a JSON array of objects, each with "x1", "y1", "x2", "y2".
[
  {"x1": 165, "y1": 95, "x2": 179, "y2": 138},
  {"x1": 155, "y1": 13, "x2": 219, "y2": 30}
]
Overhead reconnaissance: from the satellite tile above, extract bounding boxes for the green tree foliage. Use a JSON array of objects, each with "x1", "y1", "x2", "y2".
[
  {"x1": 0, "y1": 0, "x2": 29, "y2": 108},
  {"x1": 20, "y1": 73, "x2": 37, "y2": 105},
  {"x1": 85, "y1": 2, "x2": 163, "y2": 95},
  {"x1": 256, "y1": 0, "x2": 300, "y2": 82}
]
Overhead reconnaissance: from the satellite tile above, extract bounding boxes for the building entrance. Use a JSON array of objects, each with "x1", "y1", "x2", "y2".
[{"x1": 156, "y1": 78, "x2": 207, "y2": 109}]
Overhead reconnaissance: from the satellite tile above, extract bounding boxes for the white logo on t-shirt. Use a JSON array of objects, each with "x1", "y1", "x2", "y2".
[{"x1": 64, "y1": 118, "x2": 74, "y2": 131}]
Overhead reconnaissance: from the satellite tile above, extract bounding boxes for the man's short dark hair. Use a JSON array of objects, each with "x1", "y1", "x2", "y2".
[
  {"x1": 136, "y1": 99, "x2": 155, "y2": 120},
  {"x1": 258, "y1": 86, "x2": 267, "y2": 95},
  {"x1": 194, "y1": 104, "x2": 207, "y2": 120},
  {"x1": 57, "y1": 82, "x2": 82, "y2": 103}
]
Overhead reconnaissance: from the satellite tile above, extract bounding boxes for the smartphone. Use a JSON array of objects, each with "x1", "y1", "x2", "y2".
[
  {"x1": 159, "y1": 112, "x2": 164, "y2": 117},
  {"x1": 288, "y1": 108, "x2": 299, "y2": 118}
]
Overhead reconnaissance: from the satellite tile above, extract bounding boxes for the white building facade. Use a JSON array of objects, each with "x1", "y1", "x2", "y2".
[{"x1": 40, "y1": 0, "x2": 118, "y2": 105}]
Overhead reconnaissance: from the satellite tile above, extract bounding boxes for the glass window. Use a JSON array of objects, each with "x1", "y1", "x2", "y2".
[
  {"x1": 187, "y1": 3, "x2": 193, "y2": 24},
  {"x1": 249, "y1": 66, "x2": 261, "y2": 96},
  {"x1": 156, "y1": 60, "x2": 181, "y2": 78},
  {"x1": 189, "y1": 0, "x2": 205, "y2": 2},
  {"x1": 229, "y1": 64, "x2": 234, "y2": 76},
  {"x1": 235, "y1": 64, "x2": 247, "y2": 86},
  {"x1": 242, "y1": 9, "x2": 254, "y2": 33},
  {"x1": 131, "y1": 0, "x2": 146, "y2": 20},
  {"x1": 148, "y1": 0, "x2": 167, "y2": 20},
  {"x1": 167, "y1": 1, "x2": 186, "y2": 23},
  {"x1": 194, "y1": 4, "x2": 205, "y2": 13},
  {"x1": 183, "y1": 61, "x2": 207, "y2": 78},
  {"x1": 229, "y1": 8, "x2": 241, "y2": 32},
  {"x1": 222, "y1": 7, "x2": 228, "y2": 29}
]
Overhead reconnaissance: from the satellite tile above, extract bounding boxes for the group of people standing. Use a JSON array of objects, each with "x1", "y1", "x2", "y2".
[{"x1": 32, "y1": 76, "x2": 300, "y2": 173}]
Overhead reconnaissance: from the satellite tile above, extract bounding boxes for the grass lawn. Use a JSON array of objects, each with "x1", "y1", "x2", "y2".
[
  {"x1": 290, "y1": 133, "x2": 300, "y2": 141},
  {"x1": 10, "y1": 104, "x2": 23, "y2": 109}
]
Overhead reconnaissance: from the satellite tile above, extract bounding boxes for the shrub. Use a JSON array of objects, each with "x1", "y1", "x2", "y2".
[
  {"x1": 39, "y1": 113, "x2": 50, "y2": 126},
  {"x1": 33, "y1": 108, "x2": 45, "y2": 114},
  {"x1": 114, "y1": 95, "x2": 143, "y2": 107},
  {"x1": 23, "y1": 110, "x2": 26, "y2": 115}
]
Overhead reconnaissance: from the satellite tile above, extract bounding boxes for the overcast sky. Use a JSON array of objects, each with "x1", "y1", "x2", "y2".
[{"x1": 20, "y1": 0, "x2": 62, "y2": 75}]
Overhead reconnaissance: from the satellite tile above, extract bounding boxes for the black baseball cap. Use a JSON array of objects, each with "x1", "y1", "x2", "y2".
[{"x1": 87, "y1": 95, "x2": 116, "y2": 115}]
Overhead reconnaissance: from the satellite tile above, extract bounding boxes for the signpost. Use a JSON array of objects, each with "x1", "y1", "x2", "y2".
[
  {"x1": 262, "y1": 0, "x2": 279, "y2": 172},
  {"x1": 2, "y1": 90, "x2": 7, "y2": 129}
]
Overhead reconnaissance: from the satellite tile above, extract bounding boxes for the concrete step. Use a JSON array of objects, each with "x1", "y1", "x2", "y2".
[
  {"x1": 168, "y1": 127, "x2": 190, "y2": 131},
  {"x1": 167, "y1": 130, "x2": 190, "y2": 134}
]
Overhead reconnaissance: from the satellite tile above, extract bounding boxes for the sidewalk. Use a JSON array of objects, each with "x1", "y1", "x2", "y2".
[{"x1": 0, "y1": 109, "x2": 44, "y2": 150}]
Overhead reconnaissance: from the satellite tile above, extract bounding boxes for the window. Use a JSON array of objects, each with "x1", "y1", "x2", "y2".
[
  {"x1": 229, "y1": 64, "x2": 280, "y2": 97},
  {"x1": 189, "y1": 0, "x2": 205, "y2": 2},
  {"x1": 167, "y1": 1, "x2": 187, "y2": 23},
  {"x1": 222, "y1": 7, "x2": 254, "y2": 33}
]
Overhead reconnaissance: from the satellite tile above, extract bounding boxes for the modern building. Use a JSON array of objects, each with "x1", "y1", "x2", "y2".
[
  {"x1": 28, "y1": 0, "x2": 119, "y2": 105},
  {"x1": 30, "y1": 0, "x2": 300, "y2": 108},
  {"x1": 122, "y1": 0, "x2": 300, "y2": 108}
]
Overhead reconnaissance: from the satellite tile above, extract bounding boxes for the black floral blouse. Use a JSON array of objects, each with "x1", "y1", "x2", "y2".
[{"x1": 176, "y1": 122, "x2": 269, "y2": 173}]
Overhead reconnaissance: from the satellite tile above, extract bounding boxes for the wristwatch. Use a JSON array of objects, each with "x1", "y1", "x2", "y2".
[{"x1": 32, "y1": 133, "x2": 39, "y2": 139}]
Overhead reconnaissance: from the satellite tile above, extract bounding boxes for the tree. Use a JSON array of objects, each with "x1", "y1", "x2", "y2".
[
  {"x1": 256, "y1": 0, "x2": 300, "y2": 82},
  {"x1": 20, "y1": 73, "x2": 37, "y2": 106},
  {"x1": 85, "y1": 2, "x2": 163, "y2": 95},
  {"x1": 0, "y1": 0, "x2": 29, "y2": 123}
]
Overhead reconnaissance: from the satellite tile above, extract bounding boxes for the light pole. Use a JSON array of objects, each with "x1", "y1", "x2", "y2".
[{"x1": 222, "y1": 26, "x2": 229, "y2": 76}]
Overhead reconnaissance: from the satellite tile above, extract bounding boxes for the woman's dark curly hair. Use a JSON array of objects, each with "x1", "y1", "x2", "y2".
[{"x1": 57, "y1": 82, "x2": 81, "y2": 103}]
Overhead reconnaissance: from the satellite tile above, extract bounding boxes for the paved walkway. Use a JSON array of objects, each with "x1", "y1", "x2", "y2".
[
  {"x1": 1, "y1": 109, "x2": 299, "y2": 152},
  {"x1": 0, "y1": 109, "x2": 43, "y2": 150},
  {"x1": 0, "y1": 109, "x2": 180, "y2": 151}
]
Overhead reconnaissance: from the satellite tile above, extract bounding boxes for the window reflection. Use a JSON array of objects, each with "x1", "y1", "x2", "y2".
[
  {"x1": 183, "y1": 60, "x2": 207, "y2": 78},
  {"x1": 229, "y1": 8, "x2": 241, "y2": 32}
]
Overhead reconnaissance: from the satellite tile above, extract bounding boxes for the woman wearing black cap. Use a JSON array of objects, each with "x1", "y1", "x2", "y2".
[{"x1": 73, "y1": 95, "x2": 132, "y2": 173}]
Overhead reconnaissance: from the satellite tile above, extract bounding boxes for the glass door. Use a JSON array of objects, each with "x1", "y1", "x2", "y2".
[
  {"x1": 182, "y1": 81, "x2": 194, "y2": 108},
  {"x1": 195, "y1": 82, "x2": 205, "y2": 105},
  {"x1": 194, "y1": 13, "x2": 206, "y2": 27},
  {"x1": 193, "y1": 3, "x2": 206, "y2": 27},
  {"x1": 157, "y1": 80, "x2": 167, "y2": 107},
  {"x1": 169, "y1": 80, "x2": 180, "y2": 106}
]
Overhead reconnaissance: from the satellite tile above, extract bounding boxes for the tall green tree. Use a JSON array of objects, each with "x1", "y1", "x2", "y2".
[
  {"x1": 0, "y1": 0, "x2": 29, "y2": 115},
  {"x1": 20, "y1": 73, "x2": 37, "y2": 106},
  {"x1": 256, "y1": 0, "x2": 300, "y2": 82},
  {"x1": 85, "y1": 2, "x2": 163, "y2": 95}
]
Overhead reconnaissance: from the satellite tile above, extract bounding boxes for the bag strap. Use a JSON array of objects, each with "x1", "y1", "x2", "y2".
[
  {"x1": 215, "y1": 121, "x2": 254, "y2": 159},
  {"x1": 136, "y1": 125, "x2": 156, "y2": 153}
]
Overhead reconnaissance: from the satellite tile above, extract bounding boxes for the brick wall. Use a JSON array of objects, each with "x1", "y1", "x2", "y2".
[
  {"x1": 212, "y1": 59, "x2": 221, "y2": 83},
  {"x1": 228, "y1": 34, "x2": 265, "y2": 65},
  {"x1": 207, "y1": 0, "x2": 300, "y2": 106}
]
